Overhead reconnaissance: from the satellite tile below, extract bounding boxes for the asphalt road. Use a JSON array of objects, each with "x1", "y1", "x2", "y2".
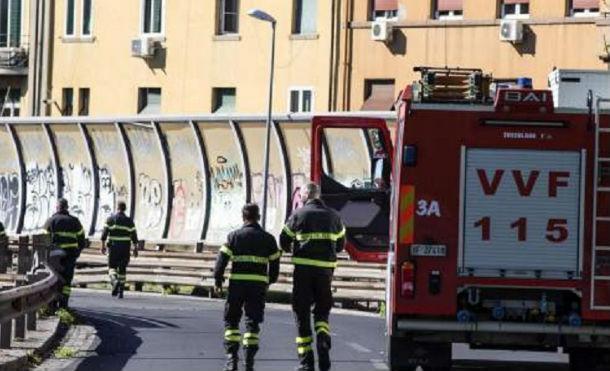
[{"x1": 47, "y1": 290, "x2": 569, "y2": 371}]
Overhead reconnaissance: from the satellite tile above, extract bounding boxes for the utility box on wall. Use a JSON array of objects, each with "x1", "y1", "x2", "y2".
[{"x1": 548, "y1": 69, "x2": 610, "y2": 109}]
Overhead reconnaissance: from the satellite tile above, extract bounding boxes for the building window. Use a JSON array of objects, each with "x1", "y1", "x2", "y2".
[
  {"x1": 0, "y1": 0, "x2": 22, "y2": 47},
  {"x1": 288, "y1": 88, "x2": 313, "y2": 113},
  {"x1": 218, "y1": 0, "x2": 239, "y2": 34},
  {"x1": 570, "y1": 0, "x2": 600, "y2": 17},
  {"x1": 0, "y1": 88, "x2": 20, "y2": 116},
  {"x1": 82, "y1": 0, "x2": 92, "y2": 35},
  {"x1": 62, "y1": 88, "x2": 74, "y2": 116},
  {"x1": 369, "y1": 0, "x2": 398, "y2": 20},
  {"x1": 212, "y1": 88, "x2": 236, "y2": 113},
  {"x1": 65, "y1": 0, "x2": 75, "y2": 36},
  {"x1": 78, "y1": 88, "x2": 90, "y2": 116},
  {"x1": 138, "y1": 87, "x2": 161, "y2": 114},
  {"x1": 362, "y1": 79, "x2": 395, "y2": 111},
  {"x1": 142, "y1": 0, "x2": 163, "y2": 35},
  {"x1": 435, "y1": 0, "x2": 463, "y2": 20},
  {"x1": 501, "y1": 1, "x2": 529, "y2": 19},
  {"x1": 293, "y1": 0, "x2": 317, "y2": 34}
]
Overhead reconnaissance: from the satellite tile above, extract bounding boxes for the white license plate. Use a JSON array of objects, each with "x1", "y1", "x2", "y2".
[{"x1": 410, "y1": 245, "x2": 447, "y2": 257}]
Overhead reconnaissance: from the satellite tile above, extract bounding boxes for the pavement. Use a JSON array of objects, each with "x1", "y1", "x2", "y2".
[
  {"x1": 35, "y1": 289, "x2": 571, "y2": 371},
  {"x1": 0, "y1": 317, "x2": 60, "y2": 371}
]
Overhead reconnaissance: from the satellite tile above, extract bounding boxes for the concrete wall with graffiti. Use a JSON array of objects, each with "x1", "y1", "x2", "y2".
[{"x1": 0, "y1": 114, "x2": 394, "y2": 243}]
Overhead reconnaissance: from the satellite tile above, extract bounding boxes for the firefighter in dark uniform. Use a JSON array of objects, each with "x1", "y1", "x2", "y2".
[
  {"x1": 0, "y1": 221, "x2": 5, "y2": 239},
  {"x1": 214, "y1": 203, "x2": 281, "y2": 371},
  {"x1": 280, "y1": 183, "x2": 346, "y2": 371},
  {"x1": 101, "y1": 201, "x2": 139, "y2": 299},
  {"x1": 43, "y1": 198, "x2": 86, "y2": 309}
]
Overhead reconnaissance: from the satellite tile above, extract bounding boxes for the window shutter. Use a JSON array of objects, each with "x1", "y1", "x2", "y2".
[
  {"x1": 82, "y1": 0, "x2": 91, "y2": 35},
  {"x1": 289, "y1": 90, "x2": 299, "y2": 112},
  {"x1": 9, "y1": 0, "x2": 20, "y2": 46},
  {"x1": 140, "y1": 89, "x2": 161, "y2": 115},
  {"x1": 152, "y1": 0, "x2": 162, "y2": 33},
  {"x1": 361, "y1": 82, "x2": 395, "y2": 111},
  {"x1": 374, "y1": 0, "x2": 398, "y2": 11},
  {"x1": 572, "y1": 0, "x2": 599, "y2": 9},
  {"x1": 66, "y1": 0, "x2": 75, "y2": 35},
  {"x1": 437, "y1": 0, "x2": 463, "y2": 11},
  {"x1": 300, "y1": 0, "x2": 317, "y2": 34}
]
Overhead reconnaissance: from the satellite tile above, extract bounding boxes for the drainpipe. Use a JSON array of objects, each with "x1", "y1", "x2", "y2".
[
  {"x1": 332, "y1": 0, "x2": 342, "y2": 111},
  {"x1": 327, "y1": 0, "x2": 336, "y2": 111},
  {"x1": 27, "y1": 0, "x2": 40, "y2": 115},
  {"x1": 40, "y1": 0, "x2": 53, "y2": 116},
  {"x1": 341, "y1": 0, "x2": 354, "y2": 111}
]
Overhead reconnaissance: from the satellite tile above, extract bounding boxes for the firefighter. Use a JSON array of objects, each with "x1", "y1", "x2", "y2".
[
  {"x1": 214, "y1": 203, "x2": 281, "y2": 371},
  {"x1": 280, "y1": 182, "x2": 346, "y2": 371},
  {"x1": 43, "y1": 198, "x2": 86, "y2": 309},
  {"x1": 0, "y1": 221, "x2": 5, "y2": 239},
  {"x1": 101, "y1": 201, "x2": 139, "y2": 299}
]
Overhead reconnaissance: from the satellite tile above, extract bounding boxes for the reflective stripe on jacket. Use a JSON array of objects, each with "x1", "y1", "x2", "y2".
[
  {"x1": 101, "y1": 212, "x2": 138, "y2": 247},
  {"x1": 279, "y1": 199, "x2": 346, "y2": 269},
  {"x1": 214, "y1": 223, "x2": 281, "y2": 284},
  {"x1": 44, "y1": 211, "x2": 86, "y2": 250}
]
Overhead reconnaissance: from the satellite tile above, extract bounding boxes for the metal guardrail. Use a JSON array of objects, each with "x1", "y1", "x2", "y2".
[
  {"x1": 74, "y1": 241, "x2": 386, "y2": 306},
  {"x1": 0, "y1": 234, "x2": 58, "y2": 349}
]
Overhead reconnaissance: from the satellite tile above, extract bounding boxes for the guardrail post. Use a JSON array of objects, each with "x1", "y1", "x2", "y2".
[
  {"x1": 14, "y1": 235, "x2": 30, "y2": 340},
  {"x1": 17, "y1": 235, "x2": 30, "y2": 274},
  {"x1": 26, "y1": 273, "x2": 37, "y2": 332},
  {"x1": 0, "y1": 320, "x2": 11, "y2": 349},
  {"x1": 32, "y1": 233, "x2": 51, "y2": 264},
  {"x1": 0, "y1": 235, "x2": 8, "y2": 273},
  {"x1": 27, "y1": 234, "x2": 51, "y2": 332}
]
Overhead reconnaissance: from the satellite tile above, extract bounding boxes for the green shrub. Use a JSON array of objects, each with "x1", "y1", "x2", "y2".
[
  {"x1": 54, "y1": 346, "x2": 76, "y2": 359},
  {"x1": 57, "y1": 308, "x2": 76, "y2": 326}
]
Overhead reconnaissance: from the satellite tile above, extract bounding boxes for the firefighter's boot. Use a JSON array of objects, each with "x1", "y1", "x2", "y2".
[
  {"x1": 317, "y1": 334, "x2": 332, "y2": 371},
  {"x1": 296, "y1": 351, "x2": 315, "y2": 371},
  {"x1": 117, "y1": 284, "x2": 124, "y2": 299},
  {"x1": 110, "y1": 274, "x2": 119, "y2": 296},
  {"x1": 223, "y1": 351, "x2": 239, "y2": 371},
  {"x1": 244, "y1": 347, "x2": 257, "y2": 371}
]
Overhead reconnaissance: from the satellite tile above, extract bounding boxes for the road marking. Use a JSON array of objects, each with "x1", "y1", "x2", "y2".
[
  {"x1": 347, "y1": 342, "x2": 372, "y2": 353},
  {"x1": 370, "y1": 359, "x2": 389, "y2": 370}
]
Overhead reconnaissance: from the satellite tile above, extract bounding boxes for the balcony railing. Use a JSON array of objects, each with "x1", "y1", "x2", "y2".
[
  {"x1": 0, "y1": 47, "x2": 27, "y2": 75},
  {"x1": 0, "y1": 32, "x2": 29, "y2": 75}
]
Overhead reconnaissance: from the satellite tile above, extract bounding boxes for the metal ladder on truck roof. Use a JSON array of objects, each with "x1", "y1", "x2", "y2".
[{"x1": 591, "y1": 96, "x2": 610, "y2": 310}]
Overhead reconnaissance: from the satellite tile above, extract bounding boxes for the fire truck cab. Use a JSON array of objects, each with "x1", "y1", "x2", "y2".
[{"x1": 312, "y1": 68, "x2": 610, "y2": 370}]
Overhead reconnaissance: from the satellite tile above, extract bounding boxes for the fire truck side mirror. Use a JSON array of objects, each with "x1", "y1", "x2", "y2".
[{"x1": 403, "y1": 145, "x2": 417, "y2": 167}]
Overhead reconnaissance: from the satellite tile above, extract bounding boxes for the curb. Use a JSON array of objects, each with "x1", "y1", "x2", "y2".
[{"x1": 0, "y1": 316, "x2": 62, "y2": 371}]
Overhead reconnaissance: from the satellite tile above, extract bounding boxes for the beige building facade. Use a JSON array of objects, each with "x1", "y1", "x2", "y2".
[
  {"x1": 340, "y1": 0, "x2": 610, "y2": 110},
  {"x1": 10, "y1": 0, "x2": 610, "y2": 117},
  {"x1": 0, "y1": 0, "x2": 33, "y2": 116},
  {"x1": 47, "y1": 0, "x2": 339, "y2": 116}
]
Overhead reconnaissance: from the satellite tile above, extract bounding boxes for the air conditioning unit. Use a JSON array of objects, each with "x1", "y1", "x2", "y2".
[
  {"x1": 371, "y1": 19, "x2": 393, "y2": 43},
  {"x1": 131, "y1": 35, "x2": 156, "y2": 58},
  {"x1": 499, "y1": 19, "x2": 524, "y2": 43}
]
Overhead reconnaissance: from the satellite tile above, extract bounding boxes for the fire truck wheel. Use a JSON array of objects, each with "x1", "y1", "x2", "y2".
[
  {"x1": 387, "y1": 335, "x2": 451, "y2": 370},
  {"x1": 569, "y1": 349, "x2": 608, "y2": 371}
]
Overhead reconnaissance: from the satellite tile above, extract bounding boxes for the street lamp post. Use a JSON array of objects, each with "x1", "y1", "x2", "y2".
[{"x1": 248, "y1": 9, "x2": 276, "y2": 229}]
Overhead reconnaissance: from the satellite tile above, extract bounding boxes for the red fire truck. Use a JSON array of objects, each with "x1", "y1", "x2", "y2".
[{"x1": 312, "y1": 68, "x2": 610, "y2": 370}]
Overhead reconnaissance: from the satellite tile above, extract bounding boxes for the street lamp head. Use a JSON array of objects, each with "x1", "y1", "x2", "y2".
[{"x1": 248, "y1": 8, "x2": 276, "y2": 24}]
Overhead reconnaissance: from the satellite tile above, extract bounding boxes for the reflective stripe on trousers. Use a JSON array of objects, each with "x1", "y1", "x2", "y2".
[
  {"x1": 242, "y1": 332, "x2": 260, "y2": 347},
  {"x1": 224, "y1": 328, "x2": 241, "y2": 343},
  {"x1": 315, "y1": 321, "x2": 331, "y2": 335},
  {"x1": 296, "y1": 336, "x2": 313, "y2": 354}
]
